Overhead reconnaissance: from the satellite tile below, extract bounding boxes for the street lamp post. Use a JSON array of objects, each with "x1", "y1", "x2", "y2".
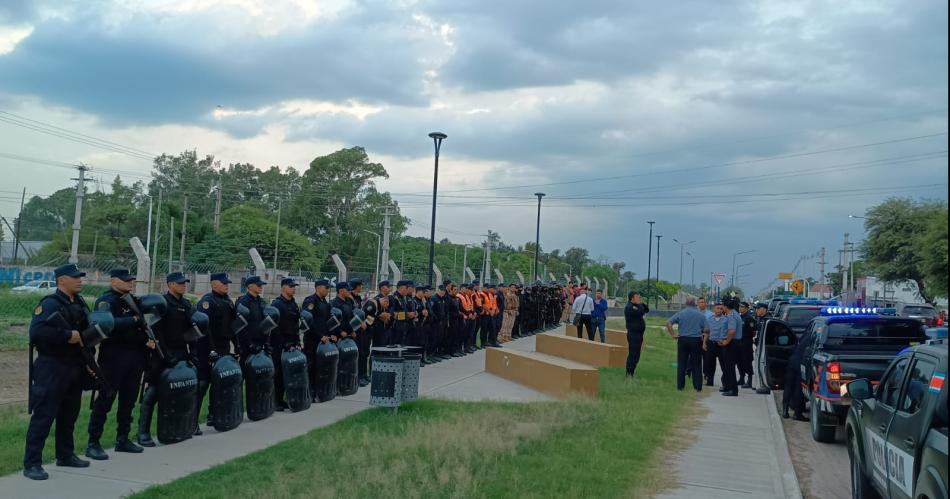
[
  {"x1": 655, "y1": 235, "x2": 663, "y2": 309},
  {"x1": 646, "y1": 221, "x2": 655, "y2": 301},
  {"x1": 672, "y1": 238, "x2": 695, "y2": 286},
  {"x1": 686, "y1": 250, "x2": 695, "y2": 289},
  {"x1": 731, "y1": 249, "x2": 756, "y2": 288},
  {"x1": 534, "y1": 192, "x2": 545, "y2": 282},
  {"x1": 427, "y1": 132, "x2": 447, "y2": 287}
]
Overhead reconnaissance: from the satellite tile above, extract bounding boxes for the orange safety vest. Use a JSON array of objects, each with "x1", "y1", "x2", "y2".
[
  {"x1": 458, "y1": 293, "x2": 473, "y2": 316},
  {"x1": 481, "y1": 291, "x2": 495, "y2": 315}
]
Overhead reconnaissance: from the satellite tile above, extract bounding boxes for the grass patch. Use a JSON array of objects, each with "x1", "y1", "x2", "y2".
[
  {"x1": 0, "y1": 319, "x2": 29, "y2": 351},
  {"x1": 131, "y1": 321, "x2": 694, "y2": 499}
]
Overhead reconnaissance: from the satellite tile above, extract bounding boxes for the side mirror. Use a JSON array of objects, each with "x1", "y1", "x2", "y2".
[{"x1": 848, "y1": 378, "x2": 872, "y2": 400}]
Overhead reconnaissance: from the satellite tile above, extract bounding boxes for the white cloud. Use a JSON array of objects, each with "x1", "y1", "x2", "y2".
[{"x1": 0, "y1": 23, "x2": 32, "y2": 55}]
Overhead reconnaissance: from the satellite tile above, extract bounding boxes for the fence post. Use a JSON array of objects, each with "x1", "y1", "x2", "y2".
[
  {"x1": 464, "y1": 266, "x2": 476, "y2": 282},
  {"x1": 432, "y1": 263, "x2": 442, "y2": 286},
  {"x1": 249, "y1": 248, "x2": 266, "y2": 276},
  {"x1": 130, "y1": 237, "x2": 151, "y2": 295},
  {"x1": 548, "y1": 272, "x2": 556, "y2": 282},
  {"x1": 494, "y1": 268, "x2": 504, "y2": 284},
  {"x1": 593, "y1": 277, "x2": 601, "y2": 291},
  {"x1": 331, "y1": 254, "x2": 347, "y2": 283},
  {"x1": 388, "y1": 260, "x2": 402, "y2": 283},
  {"x1": 515, "y1": 271, "x2": 525, "y2": 285}
]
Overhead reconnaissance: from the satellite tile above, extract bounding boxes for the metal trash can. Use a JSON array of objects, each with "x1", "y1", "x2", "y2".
[
  {"x1": 401, "y1": 346, "x2": 423, "y2": 403},
  {"x1": 370, "y1": 347, "x2": 405, "y2": 408}
]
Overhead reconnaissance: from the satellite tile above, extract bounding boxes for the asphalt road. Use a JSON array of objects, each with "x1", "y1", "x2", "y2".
[{"x1": 773, "y1": 390, "x2": 851, "y2": 499}]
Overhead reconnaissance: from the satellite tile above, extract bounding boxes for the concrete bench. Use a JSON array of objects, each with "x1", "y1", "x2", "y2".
[
  {"x1": 536, "y1": 333, "x2": 627, "y2": 368},
  {"x1": 564, "y1": 325, "x2": 628, "y2": 347},
  {"x1": 485, "y1": 348, "x2": 599, "y2": 398}
]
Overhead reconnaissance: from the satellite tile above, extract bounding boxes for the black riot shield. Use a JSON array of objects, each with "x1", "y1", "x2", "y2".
[
  {"x1": 157, "y1": 360, "x2": 199, "y2": 445},
  {"x1": 185, "y1": 311, "x2": 209, "y2": 343},
  {"x1": 210, "y1": 355, "x2": 244, "y2": 432},
  {"x1": 243, "y1": 351, "x2": 275, "y2": 421},
  {"x1": 281, "y1": 350, "x2": 311, "y2": 412},
  {"x1": 313, "y1": 341, "x2": 340, "y2": 402},
  {"x1": 81, "y1": 311, "x2": 115, "y2": 348},
  {"x1": 337, "y1": 337, "x2": 359, "y2": 396}
]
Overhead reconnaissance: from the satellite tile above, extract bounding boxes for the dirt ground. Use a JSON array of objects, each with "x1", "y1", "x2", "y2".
[
  {"x1": 773, "y1": 390, "x2": 851, "y2": 499},
  {"x1": 0, "y1": 350, "x2": 28, "y2": 406}
]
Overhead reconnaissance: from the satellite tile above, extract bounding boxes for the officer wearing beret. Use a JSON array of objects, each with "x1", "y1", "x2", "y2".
[
  {"x1": 86, "y1": 268, "x2": 153, "y2": 460},
  {"x1": 23, "y1": 264, "x2": 92, "y2": 480},
  {"x1": 137, "y1": 272, "x2": 198, "y2": 447},
  {"x1": 236, "y1": 276, "x2": 268, "y2": 358},
  {"x1": 195, "y1": 272, "x2": 238, "y2": 433},
  {"x1": 271, "y1": 278, "x2": 302, "y2": 410}
]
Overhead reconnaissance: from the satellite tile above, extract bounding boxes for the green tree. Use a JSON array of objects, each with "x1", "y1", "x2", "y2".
[
  {"x1": 861, "y1": 197, "x2": 947, "y2": 303},
  {"x1": 563, "y1": 247, "x2": 590, "y2": 276},
  {"x1": 919, "y1": 210, "x2": 948, "y2": 298}
]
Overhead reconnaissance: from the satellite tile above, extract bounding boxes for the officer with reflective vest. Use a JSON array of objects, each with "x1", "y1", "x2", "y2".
[
  {"x1": 23, "y1": 264, "x2": 93, "y2": 480},
  {"x1": 86, "y1": 268, "x2": 153, "y2": 460},
  {"x1": 270, "y1": 278, "x2": 302, "y2": 411}
]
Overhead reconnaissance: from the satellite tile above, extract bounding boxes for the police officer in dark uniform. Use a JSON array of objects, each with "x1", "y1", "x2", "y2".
[
  {"x1": 738, "y1": 301, "x2": 757, "y2": 389},
  {"x1": 302, "y1": 278, "x2": 332, "y2": 396},
  {"x1": 358, "y1": 291, "x2": 389, "y2": 384},
  {"x1": 23, "y1": 264, "x2": 92, "y2": 480},
  {"x1": 195, "y1": 272, "x2": 238, "y2": 434},
  {"x1": 390, "y1": 280, "x2": 412, "y2": 346},
  {"x1": 444, "y1": 281, "x2": 463, "y2": 357},
  {"x1": 372, "y1": 281, "x2": 393, "y2": 347},
  {"x1": 86, "y1": 268, "x2": 152, "y2": 460},
  {"x1": 330, "y1": 281, "x2": 357, "y2": 339},
  {"x1": 783, "y1": 329, "x2": 815, "y2": 421},
  {"x1": 138, "y1": 272, "x2": 198, "y2": 447},
  {"x1": 410, "y1": 284, "x2": 428, "y2": 361},
  {"x1": 236, "y1": 276, "x2": 268, "y2": 359},
  {"x1": 270, "y1": 278, "x2": 302, "y2": 410},
  {"x1": 350, "y1": 278, "x2": 373, "y2": 383},
  {"x1": 430, "y1": 284, "x2": 450, "y2": 361}
]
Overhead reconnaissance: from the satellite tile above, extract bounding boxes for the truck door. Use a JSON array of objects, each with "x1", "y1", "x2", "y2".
[
  {"x1": 885, "y1": 354, "x2": 938, "y2": 499},
  {"x1": 759, "y1": 319, "x2": 796, "y2": 389},
  {"x1": 866, "y1": 356, "x2": 911, "y2": 498}
]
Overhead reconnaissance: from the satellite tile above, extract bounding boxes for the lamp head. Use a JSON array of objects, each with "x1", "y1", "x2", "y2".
[{"x1": 428, "y1": 132, "x2": 447, "y2": 140}]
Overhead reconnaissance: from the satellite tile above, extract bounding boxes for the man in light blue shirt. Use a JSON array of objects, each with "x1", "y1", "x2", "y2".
[
  {"x1": 705, "y1": 303, "x2": 738, "y2": 395},
  {"x1": 698, "y1": 297, "x2": 714, "y2": 320},
  {"x1": 666, "y1": 297, "x2": 708, "y2": 392}
]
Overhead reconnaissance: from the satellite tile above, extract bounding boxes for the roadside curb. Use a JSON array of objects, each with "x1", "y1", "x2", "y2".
[{"x1": 767, "y1": 390, "x2": 804, "y2": 499}]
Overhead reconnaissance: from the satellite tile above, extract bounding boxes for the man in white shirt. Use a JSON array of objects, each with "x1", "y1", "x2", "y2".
[{"x1": 571, "y1": 285, "x2": 595, "y2": 341}]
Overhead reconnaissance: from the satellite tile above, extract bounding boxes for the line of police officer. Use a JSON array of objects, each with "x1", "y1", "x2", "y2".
[{"x1": 22, "y1": 264, "x2": 568, "y2": 481}]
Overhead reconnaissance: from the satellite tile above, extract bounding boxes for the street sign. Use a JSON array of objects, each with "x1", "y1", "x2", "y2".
[
  {"x1": 713, "y1": 273, "x2": 725, "y2": 285},
  {"x1": 778, "y1": 272, "x2": 793, "y2": 280},
  {"x1": 791, "y1": 280, "x2": 805, "y2": 294}
]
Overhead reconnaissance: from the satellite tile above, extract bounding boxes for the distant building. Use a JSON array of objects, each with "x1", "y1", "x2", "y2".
[
  {"x1": 858, "y1": 277, "x2": 925, "y2": 306},
  {"x1": 0, "y1": 240, "x2": 50, "y2": 263},
  {"x1": 807, "y1": 283, "x2": 834, "y2": 299}
]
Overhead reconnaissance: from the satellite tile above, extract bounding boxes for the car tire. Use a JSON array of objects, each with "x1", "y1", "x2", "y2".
[
  {"x1": 810, "y1": 392, "x2": 836, "y2": 443},
  {"x1": 848, "y1": 430, "x2": 877, "y2": 499}
]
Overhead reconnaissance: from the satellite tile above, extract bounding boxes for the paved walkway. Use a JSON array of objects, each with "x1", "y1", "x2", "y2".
[
  {"x1": 0, "y1": 335, "x2": 551, "y2": 498},
  {"x1": 658, "y1": 384, "x2": 803, "y2": 499}
]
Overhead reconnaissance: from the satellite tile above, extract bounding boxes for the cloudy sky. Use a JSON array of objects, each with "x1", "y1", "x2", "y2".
[{"x1": 0, "y1": 0, "x2": 947, "y2": 294}]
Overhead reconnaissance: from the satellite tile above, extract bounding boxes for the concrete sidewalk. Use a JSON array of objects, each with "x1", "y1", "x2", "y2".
[
  {"x1": 0, "y1": 335, "x2": 551, "y2": 498},
  {"x1": 657, "y1": 385, "x2": 803, "y2": 499}
]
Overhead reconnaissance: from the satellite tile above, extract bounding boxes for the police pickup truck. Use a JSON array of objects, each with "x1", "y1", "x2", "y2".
[
  {"x1": 755, "y1": 307, "x2": 928, "y2": 443},
  {"x1": 845, "y1": 340, "x2": 947, "y2": 499}
]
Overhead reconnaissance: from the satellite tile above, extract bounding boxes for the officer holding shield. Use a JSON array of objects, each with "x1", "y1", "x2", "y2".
[{"x1": 270, "y1": 278, "x2": 302, "y2": 411}]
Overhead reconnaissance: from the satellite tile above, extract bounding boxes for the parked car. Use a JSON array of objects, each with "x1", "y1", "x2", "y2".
[
  {"x1": 900, "y1": 304, "x2": 938, "y2": 327},
  {"x1": 925, "y1": 327, "x2": 948, "y2": 340},
  {"x1": 845, "y1": 340, "x2": 947, "y2": 499},
  {"x1": 10, "y1": 280, "x2": 56, "y2": 294}
]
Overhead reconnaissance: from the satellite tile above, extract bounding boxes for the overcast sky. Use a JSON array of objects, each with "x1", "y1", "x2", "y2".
[{"x1": 0, "y1": 0, "x2": 947, "y2": 294}]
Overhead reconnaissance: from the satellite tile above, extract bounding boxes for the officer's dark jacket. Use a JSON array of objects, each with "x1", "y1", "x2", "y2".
[
  {"x1": 329, "y1": 295, "x2": 355, "y2": 333},
  {"x1": 95, "y1": 289, "x2": 147, "y2": 348},
  {"x1": 157, "y1": 292, "x2": 195, "y2": 360},
  {"x1": 270, "y1": 295, "x2": 301, "y2": 348},
  {"x1": 29, "y1": 290, "x2": 89, "y2": 360},
  {"x1": 302, "y1": 293, "x2": 331, "y2": 340},
  {"x1": 741, "y1": 312, "x2": 758, "y2": 342},
  {"x1": 430, "y1": 294, "x2": 447, "y2": 325},
  {"x1": 624, "y1": 302, "x2": 650, "y2": 334},
  {"x1": 411, "y1": 295, "x2": 426, "y2": 327},
  {"x1": 496, "y1": 291, "x2": 506, "y2": 314},
  {"x1": 236, "y1": 292, "x2": 267, "y2": 351},
  {"x1": 446, "y1": 294, "x2": 461, "y2": 325},
  {"x1": 389, "y1": 293, "x2": 410, "y2": 331},
  {"x1": 198, "y1": 291, "x2": 236, "y2": 345}
]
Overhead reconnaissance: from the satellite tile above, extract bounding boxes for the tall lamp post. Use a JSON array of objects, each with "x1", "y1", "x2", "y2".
[
  {"x1": 533, "y1": 192, "x2": 545, "y2": 282},
  {"x1": 686, "y1": 250, "x2": 695, "y2": 289},
  {"x1": 646, "y1": 221, "x2": 655, "y2": 302},
  {"x1": 655, "y1": 235, "x2": 663, "y2": 309},
  {"x1": 672, "y1": 238, "x2": 695, "y2": 286},
  {"x1": 731, "y1": 249, "x2": 755, "y2": 289},
  {"x1": 427, "y1": 132, "x2": 447, "y2": 287}
]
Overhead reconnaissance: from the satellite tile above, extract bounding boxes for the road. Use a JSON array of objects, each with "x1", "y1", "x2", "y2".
[{"x1": 773, "y1": 390, "x2": 850, "y2": 499}]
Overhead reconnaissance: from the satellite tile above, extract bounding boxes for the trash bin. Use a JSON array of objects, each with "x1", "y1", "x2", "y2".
[
  {"x1": 370, "y1": 347, "x2": 405, "y2": 408},
  {"x1": 401, "y1": 346, "x2": 423, "y2": 403}
]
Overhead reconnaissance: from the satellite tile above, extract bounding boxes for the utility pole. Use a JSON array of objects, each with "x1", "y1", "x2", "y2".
[
  {"x1": 212, "y1": 182, "x2": 222, "y2": 232},
  {"x1": 12, "y1": 187, "x2": 25, "y2": 262},
  {"x1": 69, "y1": 164, "x2": 89, "y2": 264},
  {"x1": 273, "y1": 198, "x2": 282, "y2": 279},
  {"x1": 168, "y1": 217, "x2": 175, "y2": 272},
  {"x1": 145, "y1": 193, "x2": 153, "y2": 257},
  {"x1": 533, "y1": 192, "x2": 545, "y2": 281},
  {"x1": 841, "y1": 233, "x2": 850, "y2": 300},
  {"x1": 150, "y1": 190, "x2": 162, "y2": 292},
  {"x1": 646, "y1": 221, "x2": 655, "y2": 302},
  {"x1": 655, "y1": 235, "x2": 663, "y2": 309},
  {"x1": 818, "y1": 247, "x2": 827, "y2": 299},
  {"x1": 379, "y1": 207, "x2": 392, "y2": 282},
  {"x1": 179, "y1": 194, "x2": 188, "y2": 269}
]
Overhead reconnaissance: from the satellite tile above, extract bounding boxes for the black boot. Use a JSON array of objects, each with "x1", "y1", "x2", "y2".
[
  {"x1": 705, "y1": 377, "x2": 714, "y2": 387},
  {"x1": 137, "y1": 386, "x2": 157, "y2": 447},
  {"x1": 85, "y1": 440, "x2": 109, "y2": 461},
  {"x1": 23, "y1": 465, "x2": 49, "y2": 480},
  {"x1": 115, "y1": 436, "x2": 144, "y2": 453},
  {"x1": 782, "y1": 406, "x2": 790, "y2": 419}
]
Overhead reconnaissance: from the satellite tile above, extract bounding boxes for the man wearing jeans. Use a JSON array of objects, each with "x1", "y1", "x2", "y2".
[
  {"x1": 666, "y1": 297, "x2": 709, "y2": 392},
  {"x1": 591, "y1": 289, "x2": 609, "y2": 343},
  {"x1": 572, "y1": 287, "x2": 594, "y2": 340}
]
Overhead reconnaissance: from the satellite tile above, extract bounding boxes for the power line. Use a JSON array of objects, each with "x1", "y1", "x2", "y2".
[{"x1": 0, "y1": 111, "x2": 157, "y2": 159}]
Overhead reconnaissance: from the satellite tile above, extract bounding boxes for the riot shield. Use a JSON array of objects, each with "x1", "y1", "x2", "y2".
[
  {"x1": 81, "y1": 311, "x2": 115, "y2": 348},
  {"x1": 157, "y1": 360, "x2": 199, "y2": 445},
  {"x1": 210, "y1": 355, "x2": 244, "y2": 432},
  {"x1": 337, "y1": 337, "x2": 359, "y2": 396},
  {"x1": 243, "y1": 351, "x2": 275, "y2": 421},
  {"x1": 349, "y1": 309, "x2": 367, "y2": 331},
  {"x1": 328, "y1": 307, "x2": 343, "y2": 335},
  {"x1": 281, "y1": 350, "x2": 311, "y2": 412},
  {"x1": 232, "y1": 303, "x2": 251, "y2": 337},
  {"x1": 313, "y1": 341, "x2": 339, "y2": 402},
  {"x1": 299, "y1": 310, "x2": 313, "y2": 335},
  {"x1": 185, "y1": 311, "x2": 208, "y2": 343},
  {"x1": 260, "y1": 306, "x2": 280, "y2": 337}
]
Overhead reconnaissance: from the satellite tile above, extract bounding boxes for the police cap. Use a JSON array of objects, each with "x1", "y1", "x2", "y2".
[
  {"x1": 54, "y1": 264, "x2": 85, "y2": 279},
  {"x1": 246, "y1": 275, "x2": 266, "y2": 287},
  {"x1": 166, "y1": 272, "x2": 189, "y2": 284},
  {"x1": 109, "y1": 268, "x2": 136, "y2": 282},
  {"x1": 211, "y1": 272, "x2": 232, "y2": 284},
  {"x1": 281, "y1": 278, "x2": 299, "y2": 288}
]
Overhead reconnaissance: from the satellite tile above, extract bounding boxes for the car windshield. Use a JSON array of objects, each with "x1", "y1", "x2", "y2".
[
  {"x1": 902, "y1": 306, "x2": 935, "y2": 317},
  {"x1": 786, "y1": 308, "x2": 821, "y2": 325},
  {"x1": 23, "y1": 281, "x2": 44, "y2": 287},
  {"x1": 825, "y1": 319, "x2": 926, "y2": 348}
]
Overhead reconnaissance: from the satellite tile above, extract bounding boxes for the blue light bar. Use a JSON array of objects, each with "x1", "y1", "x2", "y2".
[
  {"x1": 821, "y1": 306, "x2": 882, "y2": 316},
  {"x1": 792, "y1": 299, "x2": 839, "y2": 306}
]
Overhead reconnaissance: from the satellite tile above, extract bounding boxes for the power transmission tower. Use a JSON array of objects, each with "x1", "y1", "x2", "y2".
[{"x1": 69, "y1": 164, "x2": 89, "y2": 264}]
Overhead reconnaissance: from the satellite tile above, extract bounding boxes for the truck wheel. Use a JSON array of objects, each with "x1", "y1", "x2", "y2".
[
  {"x1": 848, "y1": 431, "x2": 877, "y2": 499},
  {"x1": 810, "y1": 392, "x2": 837, "y2": 443}
]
